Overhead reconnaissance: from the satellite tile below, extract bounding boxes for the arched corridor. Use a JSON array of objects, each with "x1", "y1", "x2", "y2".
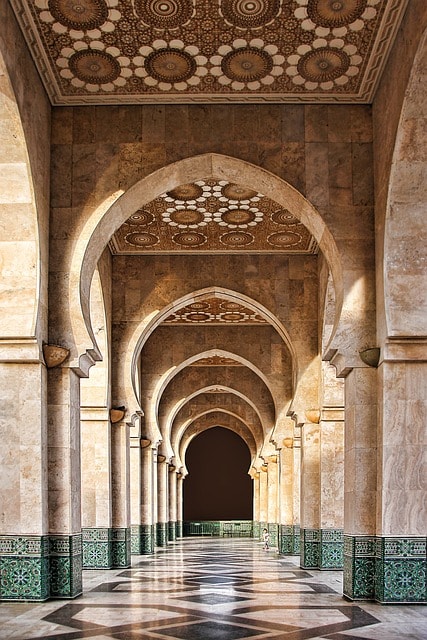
[
  {"x1": 0, "y1": 0, "x2": 426, "y2": 619},
  {"x1": 1, "y1": 538, "x2": 426, "y2": 639}
]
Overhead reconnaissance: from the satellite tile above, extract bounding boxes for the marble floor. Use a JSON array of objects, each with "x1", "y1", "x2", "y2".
[{"x1": 0, "y1": 538, "x2": 426, "y2": 640}]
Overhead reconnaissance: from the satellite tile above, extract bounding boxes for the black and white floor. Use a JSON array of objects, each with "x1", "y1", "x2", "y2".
[{"x1": 1, "y1": 538, "x2": 426, "y2": 639}]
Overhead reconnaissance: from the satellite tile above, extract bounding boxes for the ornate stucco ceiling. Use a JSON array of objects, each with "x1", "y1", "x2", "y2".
[
  {"x1": 12, "y1": 0, "x2": 408, "y2": 104},
  {"x1": 163, "y1": 297, "x2": 268, "y2": 324},
  {"x1": 109, "y1": 179, "x2": 318, "y2": 254}
]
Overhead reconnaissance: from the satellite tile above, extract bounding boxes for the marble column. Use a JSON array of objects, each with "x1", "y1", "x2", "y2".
[
  {"x1": 279, "y1": 441, "x2": 295, "y2": 554},
  {"x1": 130, "y1": 438, "x2": 154, "y2": 554},
  {"x1": 343, "y1": 366, "x2": 377, "y2": 600},
  {"x1": 0, "y1": 357, "x2": 50, "y2": 601},
  {"x1": 176, "y1": 473, "x2": 184, "y2": 538},
  {"x1": 259, "y1": 465, "x2": 268, "y2": 538},
  {"x1": 47, "y1": 366, "x2": 82, "y2": 598},
  {"x1": 292, "y1": 435, "x2": 301, "y2": 554},
  {"x1": 168, "y1": 466, "x2": 177, "y2": 541},
  {"x1": 375, "y1": 355, "x2": 427, "y2": 603},
  {"x1": 81, "y1": 407, "x2": 113, "y2": 568},
  {"x1": 252, "y1": 472, "x2": 260, "y2": 539},
  {"x1": 111, "y1": 419, "x2": 131, "y2": 567},
  {"x1": 300, "y1": 417, "x2": 321, "y2": 569},
  {"x1": 156, "y1": 455, "x2": 168, "y2": 547},
  {"x1": 267, "y1": 455, "x2": 279, "y2": 547}
]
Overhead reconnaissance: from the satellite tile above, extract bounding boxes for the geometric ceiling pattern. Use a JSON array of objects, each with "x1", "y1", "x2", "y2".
[
  {"x1": 12, "y1": 0, "x2": 408, "y2": 104},
  {"x1": 163, "y1": 297, "x2": 268, "y2": 324},
  {"x1": 109, "y1": 179, "x2": 318, "y2": 254}
]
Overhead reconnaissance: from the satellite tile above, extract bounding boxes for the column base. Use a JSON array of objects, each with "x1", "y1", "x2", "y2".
[
  {"x1": 176, "y1": 520, "x2": 183, "y2": 538},
  {"x1": 0, "y1": 535, "x2": 50, "y2": 601},
  {"x1": 168, "y1": 521, "x2": 177, "y2": 542},
  {"x1": 279, "y1": 525, "x2": 294, "y2": 554},
  {"x1": 252, "y1": 521, "x2": 260, "y2": 540},
  {"x1": 344, "y1": 536, "x2": 378, "y2": 601},
  {"x1": 292, "y1": 525, "x2": 301, "y2": 554},
  {"x1": 156, "y1": 522, "x2": 168, "y2": 547},
  {"x1": 131, "y1": 524, "x2": 155, "y2": 554},
  {"x1": 301, "y1": 529, "x2": 343, "y2": 569},
  {"x1": 375, "y1": 537, "x2": 426, "y2": 603},
  {"x1": 111, "y1": 528, "x2": 131, "y2": 568},
  {"x1": 267, "y1": 523, "x2": 279, "y2": 547},
  {"x1": 82, "y1": 528, "x2": 113, "y2": 569},
  {"x1": 49, "y1": 534, "x2": 82, "y2": 598}
]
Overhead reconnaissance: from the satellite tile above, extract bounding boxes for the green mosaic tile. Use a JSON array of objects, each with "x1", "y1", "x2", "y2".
[
  {"x1": 267, "y1": 523, "x2": 278, "y2": 546},
  {"x1": 82, "y1": 528, "x2": 113, "y2": 569},
  {"x1": 156, "y1": 523, "x2": 168, "y2": 547},
  {"x1": 343, "y1": 536, "x2": 375, "y2": 600},
  {"x1": 375, "y1": 537, "x2": 426, "y2": 603},
  {"x1": 301, "y1": 529, "x2": 320, "y2": 569},
  {"x1": 319, "y1": 529, "x2": 343, "y2": 569},
  {"x1": 0, "y1": 555, "x2": 49, "y2": 601},
  {"x1": 252, "y1": 521, "x2": 260, "y2": 539},
  {"x1": 293, "y1": 525, "x2": 301, "y2": 554},
  {"x1": 176, "y1": 521, "x2": 183, "y2": 538},
  {"x1": 111, "y1": 528, "x2": 131, "y2": 568},
  {"x1": 49, "y1": 534, "x2": 82, "y2": 599},
  {"x1": 168, "y1": 521, "x2": 177, "y2": 541}
]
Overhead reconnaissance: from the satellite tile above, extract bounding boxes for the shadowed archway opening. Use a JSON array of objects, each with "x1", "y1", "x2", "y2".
[{"x1": 183, "y1": 427, "x2": 253, "y2": 521}]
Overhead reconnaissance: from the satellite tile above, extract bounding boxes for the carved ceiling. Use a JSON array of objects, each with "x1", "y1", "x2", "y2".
[
  {"x1": 163, "y1": 297, "x2": 268, "y2": 324},
  {"x1": 12, "y1": 0, "x2": 408, "y2": 104},
  {"x1": 109, "y1": 179, "x2": 318, "y2": 254}
]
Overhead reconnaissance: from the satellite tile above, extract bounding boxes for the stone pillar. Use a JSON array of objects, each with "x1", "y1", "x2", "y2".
[
  {"x1": 279, "y1": 440, "x2": 294, "y2": 554},
  {"x1": 168, "y1": 466, "x2": 177, "y2": 541},
  {"x1": 0, "y1": 356, "x2": 50, "y2": 601},
  {"x1": 319, "y1": 409, "x2": 344, "y2": 569},
  {"x1": 300, "y1": 416, "x2": 320, "y2": 569},
  {"x1": 292, "y1": 434, "x2": 301, "y2": 554},
  {"x1": 176, "y1": 473, "x2": 184, "y2": 538},
  {"x1": 375, "y1": 354, "x2": 427, "y2": 603},
  {"x1": 130, "y1": 438, "x2": 154, "y2": 554},
  {"x1": 343, "y1": 366, "x2": 377, "y2": 600},
  {"x1": 47, "y1": 367, "x2": 83, "y2": 599},
  {"x1": 267, "y1": 455, "x2": 279, "y2": 548},
  {"x1": 111, "y1": 419, "x2": 131, "y2": 567},
  {"x1": 252, "y1": 472, "x2": 260, "y2": 539},
  {"x1": 259, "y1": 465, "x2": 268, "y2": 537},
  {"x1": 318, "y1": 363, "x2": 345, "y2": 569},
  {"x1": 81, "y1": 407, "x2": 113, "y2": 568},
  {"x1": 156, "y1": 455, "x2": 168, "y2": 546}
]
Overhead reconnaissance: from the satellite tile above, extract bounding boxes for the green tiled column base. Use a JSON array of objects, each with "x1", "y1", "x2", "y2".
[
  {"x1": 344, "y1": 536, "x2": 377, "y2": 600},
  {"x1": 301, "y1": 528, "x2": 320, "y2": 568},
  {"x1": 168, "y1": 521, "x2": 177, "y2": 542},
  {"x1": 268, "y1": 523, "x2": 279, "y2": 547},
  {"x1": 131, "y1": 524, "x2": 154, "y2": 554},
  {"x1": 176, "y1": 520, "x2": 183, "y2": 538},
  {"x1": 252, "y1": 521, "x2": 260, "y2": 540},
  {"x1": 111, "y1": 528, "x2": 131, "y2": 568},
  {"x1": 156, "y1": 522, "x2": 168, "y2": 547},
  {"x1": 375, "y1": 537, "x2": 426, "y2": 603},
  {"x1": 319, "y1": 529, "x2": 344, "y2": 569},
  {"x1": 258, "y1": 522, "x2": 267, "y2": 541},
  {"x1": 0, "y1": 535, "x2": 50, "y2": 601},
  {"x1": 279, "y1": 525, "x2": 294, "y2": 554},
  {"x1": 82, "y1": 528, "x2": 113, "y2": 569},
  {"x1": 49, "y1": 534, "x2": 82, "y2": 599},
  {"x1": 293, "y1": 525, "x2": 301, "y2": 554}
]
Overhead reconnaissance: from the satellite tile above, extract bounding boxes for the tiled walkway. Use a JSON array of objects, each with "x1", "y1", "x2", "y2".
[{"x1": 1, "y1": 538, "x2": 426, "y2": 639}]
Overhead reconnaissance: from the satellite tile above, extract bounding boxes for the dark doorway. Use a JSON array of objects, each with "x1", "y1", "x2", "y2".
[{"x1": 183, "y1": 427, "x2": 253, "y2": 520}]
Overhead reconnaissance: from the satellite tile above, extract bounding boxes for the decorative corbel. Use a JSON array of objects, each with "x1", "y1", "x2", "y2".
[
  {"x1": 283, "y1": 437, "x2": 293, "y2": 448},
  {"x1": 140, "y1": 438, "x2": 151, "y2": 448},
  {"x1": 359, "y1": 347, "x2": 380, "y2": 368},
  {"x1": 110, "y1": 406, "x2": 126, "y2": 423},
  {"x1": 43, "y1": 344, "x2": 70, "y2": 368},
  {"x1": 305, "y1": 409, "x2": 320, "y2": 424}
]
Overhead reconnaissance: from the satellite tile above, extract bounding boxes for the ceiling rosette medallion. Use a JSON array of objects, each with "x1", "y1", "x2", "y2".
[
  {"x1": 294, "y1": 0, "x2": 378, "y2": 36},
  {"x1": 219, "y1": 0, "x2": 281, "y2": 29},
  {"x1": 133, "y1": 40, "x2": 207, "y2": 91},
  {"x1": 133, "y1": 0, "x2": 194, "y2": 28},
  {"x1": 210, "y1": 38, "x2": 285, "y2": 90},
  {"x1": 57, "y1": 42, "x2": 131, "y2": 91},
  {"x1": 286, "y1": 38, "x2": 362, "y2": 90},
  {"x1": 38, "y1": 0, "x2": 120, "y2": 36}
]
